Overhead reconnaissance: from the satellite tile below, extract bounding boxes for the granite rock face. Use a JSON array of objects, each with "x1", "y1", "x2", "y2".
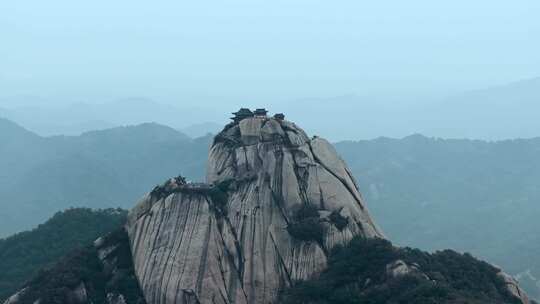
[{"x1": 126, "y1": 116, "x2": 384, "y2": 304}]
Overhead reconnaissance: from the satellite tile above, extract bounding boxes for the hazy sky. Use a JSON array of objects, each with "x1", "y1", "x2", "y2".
[{"x1": 1, "y1": 0, "x2": 539, "y2": 106}]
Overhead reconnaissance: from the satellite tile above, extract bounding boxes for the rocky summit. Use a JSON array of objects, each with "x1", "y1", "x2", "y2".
[
  {"x1": 3, "y1": 109, "x2": 532, "y2": 304},
  {"x1": 126, "y1": 112, "x2": 384, "y2": 304}
]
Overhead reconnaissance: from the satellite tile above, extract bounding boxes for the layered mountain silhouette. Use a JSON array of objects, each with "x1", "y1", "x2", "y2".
[
  {"x1": 3, "y1": 112, "x2": 532, "y2": 304},
  {"x1": 0, "y1": 98, "x2": 223, "y2": 137},
  {"x1": 2, "y1": 76, "x2": 540, "y2": 140},
  {"x1": 2, "y1": 115, "x2": 540, "y2": 300},
  {"x1": 0, "y1": 118, "x2": 210, "y2": 237}
]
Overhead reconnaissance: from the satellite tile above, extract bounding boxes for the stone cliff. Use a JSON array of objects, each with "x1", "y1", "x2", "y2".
[{"x1": 126, "y1": 115, "x2": 383, "y2": 304}]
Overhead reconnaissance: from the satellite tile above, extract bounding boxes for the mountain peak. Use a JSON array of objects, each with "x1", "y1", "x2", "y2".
[
  {"x1": 78, "y1": 122, "x2": 190, "y2": 143},
  {"x1": 4, "y1": 112, "x2": 532, "y2": 304},
  {"x1": 125, "y1": 112, "x2": 384, "y2": 303}
]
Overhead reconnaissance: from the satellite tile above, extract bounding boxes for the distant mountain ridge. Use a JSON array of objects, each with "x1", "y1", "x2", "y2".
[
  {"x1": 0, "y1": 119, "x2": 210, "y2": 237},
  {"x1": 419, "y1": 77, "x2": 540, "y2": 139},
  {"x1": 2, "y1": 76, "x2": 540, "y2": 140},
  {"x1": 0, "y1": 117, "x2": 39, "y2": 141},
  {"x1": 0, "y1": 98, "x2": 225, "y2": 136},
  {"x1": 179, "y1": 122, "x2": 223, "y2": 138}
]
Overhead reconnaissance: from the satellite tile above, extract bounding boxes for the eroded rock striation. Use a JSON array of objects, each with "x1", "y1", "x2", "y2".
[{"x1": 126, "y1": 115, "x2": 384, "y2": 304}]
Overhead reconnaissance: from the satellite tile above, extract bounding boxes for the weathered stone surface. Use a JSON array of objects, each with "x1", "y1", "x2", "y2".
[
  {"x1": 239, "y1": 117, "x2": 263, "y2": 145},
  {"x1": 127, "y1": 116, "x2": 384, "y2": 304},
  {"x1": 128, "y1": 193, "x2": 247, "y2": 304},
  {"x1": 385, "y1": 260, "x2": 427, "y2": 280},
  {"x1": 3, "y1": 289, "x2": 27, "y2": 304},
  {"x1": 498, "y1": 271, "x2": 531, "y2": 304},
  {"x1": 260, "y1": 119, "x2": 284, "y2": 142}
]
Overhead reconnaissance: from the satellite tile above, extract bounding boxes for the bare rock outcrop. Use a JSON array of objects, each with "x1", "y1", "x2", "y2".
[
  {"x1": 3, "y1": 289, "x2": 27, "y2": 304},
  {"x1": 498, "y1": 271, "x2": 531, "y2": 304},
  {"x1": 126, "y1": 115, "x2": 384, "y2": 304},
  {"x1": 385, "y1": 260, "x2": 424, "y2": 279}
]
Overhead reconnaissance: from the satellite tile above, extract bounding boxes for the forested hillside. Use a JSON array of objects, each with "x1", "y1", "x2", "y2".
[
  {"x1": 0, "y1": 208, "x2": 126, "y2": 301},
  {"x1": 335, "y1": 135, "x2": 540, "y2": 300},
  {"x1": 281, "y1": 237, "x2": 527, "y2": 304}
]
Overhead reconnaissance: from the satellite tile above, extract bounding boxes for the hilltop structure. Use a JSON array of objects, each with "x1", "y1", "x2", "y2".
[
  {"x1": 253, "y1": 108, "x2": 268, "y2": 117},
  {"x1": 231, "y1": 107, "x2": 270, "y2": 122},
  {"x1": 230, "y1": 108, "x2": 253, "y2": 122}
]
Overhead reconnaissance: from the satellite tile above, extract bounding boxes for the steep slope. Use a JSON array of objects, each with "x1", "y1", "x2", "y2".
[
  {"x1": 0, "y1": 118, "x2": 48, "y2": 191},
  {"x1": 0, "y1": 208, "x2": 127, "y2": 302},
  {"x1": 0, "y1": 117, "x2": 40, "y2": 144},
  {"x1": 126, "y1": 116, "x2": 383, "y2": 303}
]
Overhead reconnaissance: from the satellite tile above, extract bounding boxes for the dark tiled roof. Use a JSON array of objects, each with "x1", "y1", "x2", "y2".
[
  {"x1": 254, "y1": 108, "x2": 268, "y2": 115},
  {"x1": 232, "y1": 108, "x2": 253, "y2": 116}
]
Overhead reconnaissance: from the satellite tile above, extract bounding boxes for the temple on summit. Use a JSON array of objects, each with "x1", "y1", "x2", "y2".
[
  {"x1": 253, "y1": 108, "x2": 268, "y2": 117},
  {"x1": 231, "y1": 108, "x2": 253, "y2": 122},
  {"x1": 231, "y1": 107, "x2": 271, "y2": 122}
]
